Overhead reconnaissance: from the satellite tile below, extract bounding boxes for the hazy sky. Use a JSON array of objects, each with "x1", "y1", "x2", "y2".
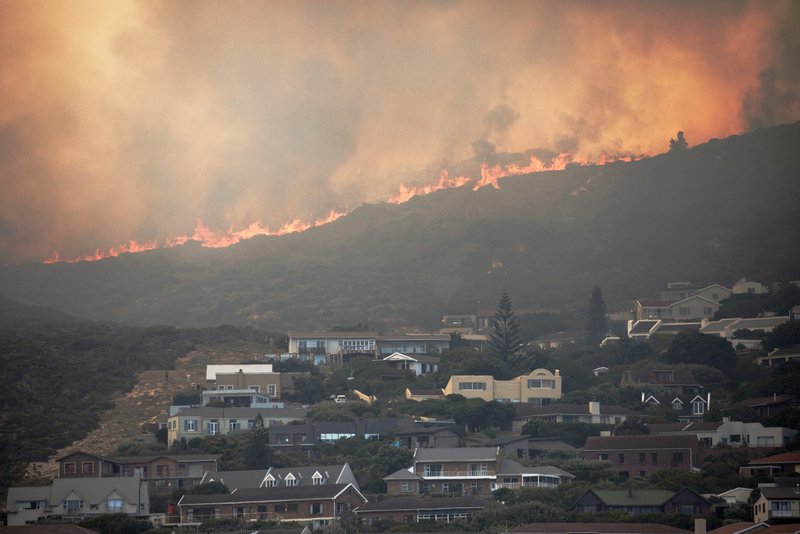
[{"x1": 1, "y1": 0, "x2": 798, "y2": 265}]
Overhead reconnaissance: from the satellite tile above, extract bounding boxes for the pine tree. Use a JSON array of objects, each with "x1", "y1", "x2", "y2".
[
  {"x1": 488, "y1": 289, "x2": 521, "y2": 363},
  {"x1": 586, "y1": 285, "x2": 608, "y2": 345},
  {"x1": 669, "y1": 131, "x2": 688, "y2": 152}
]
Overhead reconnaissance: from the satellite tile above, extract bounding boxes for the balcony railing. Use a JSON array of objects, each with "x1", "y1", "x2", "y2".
[
  {"x1": 422, "y1": 469, "x2": 496, "y2": 478},
  {"x1": 493, "y1": 480, "x2": 560, "y2": 490}
]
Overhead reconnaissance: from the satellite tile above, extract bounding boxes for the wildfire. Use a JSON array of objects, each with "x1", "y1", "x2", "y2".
[
  {"x1": 43, "y1": 152, "x2": 645, "y2": 264},
  {"x1": 386, "y1": 170, "x2": 471, "y2": 204}
]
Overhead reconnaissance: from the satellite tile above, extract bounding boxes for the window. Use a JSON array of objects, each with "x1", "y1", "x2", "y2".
[
  {"x1": 287, "y1": 503, "x2": 298, "y2": 513},
  {"x1": 598, "y1": 453, "x2": 609, "y2": 461},
  {"x1": 618, "y1": 453, "x2": 625, "y2": 463},
  {"x1": 458, "y1": 382, "x2": 486, "y2": 390},
  {"x1": 310, "y1": 503, "x2": 322, "y2": 515},
  {"x1": 106, "y1": 499, "x2": 123, "y2": 512},
  {"x1": 678, "y1": 307, "x2": 690, "y2": 316},
  {"x1": 278, "y1": 433, "x2": 290, "y2": 444},
  {"x1": 671, "y1": 452, "x2": 684, "y2": 465},
  {"x1": 672, "y1": 400, "x2": 683, "y2": 410},
  {"x1": 206, "y1": 420, "x2": 218, "y2": 435},
  {"x1": 249, "y1": 385, "x2": 260, "y2": 392},
  {"x1": 527, "y1": 379, "x2": 556, "y2": 389},
  {"x1": 65, "y1": 499, "x2": 83, "y2": 513},
  {"x1": 247, "y1": 419, "x2": 255, "y2": 430},
  {"x1": 81, "y1": 461, "x2": 94, "y2": 474},
  {"x1": 442, "y1": 482, "x2": 450, "y2": 493},
  {"x1": 274, "y1": 503, "x2": 285, "y2": 512},
  {"x1": 651, "y1": 452, "x2": 658, "y2": 464},
  {"x1": 234, "y1": 506, "x2": 245, "y2": 518},
  {"x1": 229, "y1": 419, "x2": 240, "y2": 431},
  {"x1": 692, "y1": 400, "x2": 705, "y2": 415},
  {"x1": 468, "y1": 463, "x2": 488, "y2": 476},
  {"x1": 312, "y1": 472, "x2": 323, "y2": 485},
  {"x1": 400, "y1": 481, "x2": 411, "y2": 493},
  {"x1": 703, "y1": 307, "x2": 713, "y2": 316},
  {"x1": 264, "y1": 476, "x2": 277, "y2": 487},
  {"x1": 285, "y1": 474, "x2": 297, "y2": 486},
  {"x1": 63, "y1": 462, "x2": 76, "y2": 475},
  {"x1": 470, "y1": 482, "x2": 481, "y2": 494},
  {"x1": 730, "y1": 434, "x2": 741, "y2": 443},
  {"x1": 712, "y1": 292, "x2": 719, "y2": 300},
  {"x1": 423, "y1": 464, "x2": 443, "y2": 476},
  {"x1": 267, "y1": 384, "x2": 277, "y2": 397},
  {"x1": 184, "y1": 419, "x2": 197, "y2": 432},
  {"x1": 639, "y1": 453, "x2": 646, "y2": 465}
]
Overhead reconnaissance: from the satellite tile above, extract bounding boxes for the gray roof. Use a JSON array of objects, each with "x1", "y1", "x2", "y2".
[
  {"x1": 497, "y1": 458, "x2": 575, "y2": 479},
  {"x1": 179, "y1": 483, "x2": 363, "y2": 505},
  {"x1": 50, "y1": 477, "x2": 146, "y2": 507},
  {"x1": 415, "y1": 447, "x2": 498, "y2": 462},
  {"x1": 355, "y1": 495, "x2": 487, "y2": 513},
  {"x1": 201, "y1": 469, "x2": 267, "y2": 489},
  {"x1": 510, "y1": 523, "x2": 691, "y2": 534},
  {"x1": 287, "y1": 331, "x2": 376, "y2": 339},
  {"x1": 735, "y1": 316, "x2": 789, "y2": 330},
  {"x1": 629, "y1": 320, "x2": 659, "y2": 334},
  {"x1": 266, "y1": 465, "x2": 352, "y2": 486},
  {"x1": 700, "y1": 318, "x2": 740, "y2": 333},
  {"x1": 760, "y1": 487, "x2": 800, "y2": 500},
  {"x1": 384, "y1": 468, "x2": 423, "y2": 481}
]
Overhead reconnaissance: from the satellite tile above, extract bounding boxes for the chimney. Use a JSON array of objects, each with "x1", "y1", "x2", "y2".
[
  {"x1": 694, "y1": 518, "x2": 706, "y2": 534},
  {"x1": 589, "y1": 401, "x2": 600, "y2": 415},
  {"x1": 555, "y1": 369, "x2": 560, "y2": 376}
]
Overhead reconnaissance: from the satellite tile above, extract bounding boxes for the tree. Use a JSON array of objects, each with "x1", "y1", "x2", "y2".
[
  {"x1": 586, "y1": 285, "x2": 608, "y2": 345},
  {"x1": 663, "y1": 332, "x2": 736, "y2": 371},
  {"x1": 669, "y1": 131, "x2": 688, "y2": 152},
  {"x1": 488, "y1": 290, "x2": 521, "y2": 364}
]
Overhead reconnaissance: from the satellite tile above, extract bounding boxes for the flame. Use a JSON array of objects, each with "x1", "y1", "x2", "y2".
[
  {"x1": 43, "y1": 153, "x2": 645, "y2": 264},
  {"x1": 386, "y1": 170, "x2": 471, "y2": 204}
]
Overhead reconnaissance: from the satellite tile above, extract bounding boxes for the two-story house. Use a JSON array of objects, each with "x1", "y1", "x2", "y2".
[
  {"x1": 647, "y1": 419, "x2": 797, "y2": 448},
  {"x1": 512, "y1": 402, "x2": 635, "y2": 431},
  {"x1": 582, "y1": 435, "x2": 702, "y2": 478},
  {"x1": 167, "y1": 406, "x2": 308, "y2": 446},
  {"x1": 573, "y1": 488, "x2": 710, "y2": 515},
  {"x1": 382, "y1": 352, "x2": 440, "y2": 375},
  {"x1": 177, "y1": 483, "x2": 367, "y2": 529},
  {"x1": 205, "y1": 364, "x2": 282, "y2": 401},
  {"x1": 200, "y1": 463, "x2": 359, "y2": 492},
  {"x1": 443, "y1": 369, "x2": 562, "y2": 405},
  {"x1": 754, "y1": 487, "x2": 800, "y2": 522},
  {"x1": 385, "y1": 447, "x2": 573, "y2": 497}
]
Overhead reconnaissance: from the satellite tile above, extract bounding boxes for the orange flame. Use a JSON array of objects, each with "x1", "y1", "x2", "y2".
[
  {"x1": 43, "y1": 153, "x2": 646, "y2": 264},
  {"x1": 386, "y1": 170, "x2": 471, "y2": 204}
]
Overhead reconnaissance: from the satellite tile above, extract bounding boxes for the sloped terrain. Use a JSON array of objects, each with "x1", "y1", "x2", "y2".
[{"x1": 1, "y1": 123, "x2": 799, "y2": 330}]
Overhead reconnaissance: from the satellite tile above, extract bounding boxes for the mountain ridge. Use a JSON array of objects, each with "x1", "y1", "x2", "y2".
[{"x1": 2, "y1": 123, "x2": 799, "y2": 330}]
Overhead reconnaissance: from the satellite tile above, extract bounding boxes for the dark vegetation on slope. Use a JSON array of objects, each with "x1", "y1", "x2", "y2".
[
  {"x1": 0, "y1": 295, "x2": 267, "y2": 489},
  {"x1": 0, "y1": 123, "x2": 799, "y2": 330}
]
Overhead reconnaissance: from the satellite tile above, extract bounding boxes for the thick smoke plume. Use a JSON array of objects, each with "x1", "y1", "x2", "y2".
[{"x1": 1, "y1": 0, "x2": 798, "y2": 264}]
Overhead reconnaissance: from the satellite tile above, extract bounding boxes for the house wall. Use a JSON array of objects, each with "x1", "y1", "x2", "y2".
[
  {"x1": 754, "y1": 495, "x2": 800, "y2": 522},
  {"x1": 386, "y1": 479, "x2": 420, "y2": 496},
  {"x1": 59, "y1": 453, "x2": 106, "y2": 478},
  {"x1": 443, "y1": 369, "x2": 562, "y2": 403},
  {"x1": 670, "y1": 297, "x2": 718, "y2": 321},
  {"x1": 693, "y1": 286, "x2": 732, "y2": 302},
  {"x1": 583, "y1": 447, "x2": 697, "y2": 477},
  {"x1": 213, "y1": 372, "x2": 281, "y2": 398}
]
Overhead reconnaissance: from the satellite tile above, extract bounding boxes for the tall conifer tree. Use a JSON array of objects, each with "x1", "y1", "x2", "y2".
[
  {"x1": 488, "y1": 289, "x2": 520, "y2": 363},
  {"x1": 586, "y1": 285, "x2": 608, "y2": 345}
]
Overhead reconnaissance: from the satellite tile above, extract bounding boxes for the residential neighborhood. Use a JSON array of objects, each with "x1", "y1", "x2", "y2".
[{"x1": 4, "y1": 278, "x2": 800, "y2": 534}]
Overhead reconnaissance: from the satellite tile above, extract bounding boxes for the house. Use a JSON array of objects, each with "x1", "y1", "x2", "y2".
[
  {"x1": 512, "y1": 402, "x2": 635, "y2": 432},
  {"x1": 753, "y1": 487, "x2": 800, "y2": 522},
  {"x1": 628, "y1": 320, "x2": 702, "y2": 340},
  {"x1": 269, "y1": 421, "x2": 315, "y2": 455},
  {"x1": 511, "y1": 523, "x2": 692, "y2": 534},
  {"x1": 742, "y1": 453, "x2": 800, "y2": 478},
  {"x1": 733, "y1": 278, "x2": 769, "y2": 295},
  {"x1": 647, "y1": 420, "x2": 797, "y2": 448},
  {"x1": 573, "y1": 488, "x2": 710, "y2": 515},
  {"x1": 714, "y1": 487, "x2": 756, "y2": 505},
  {"x1": 177, "y1": 483, "x2": 366, "y2": 529},
  {"x1": 737, "y1": 394, "x2": 799, "y2": 418},
  {"x1": 5, "y1": 477, "x2": 150, "y2": 525},
  {"x1": 692, "y1": 284, "x2": 733, "y2": 303},
  {"x1": 205, "y1": 364, "x2": 281, "y2": 400},
  {"x1": 634, "y1": 297, "x2": 719, "y2": 322},
  {"x1": 167, "y1": 406, "x2": 308, "y2": 445},
  {"x1": 620, "y1": 368, "x2": 702, "y2": 396},
  {"x1": 758, "y1": 345, "x2": 800, "y2": 367},
  {"x1": 701, "y1": 317, "x2": 790, "y2": 350},
  {"x1": 354, "y1": 495, "x2": 488, "y2": 525},
  {"x1": 634, "y1": 300, "x2": 676, "y2": 321},
  {"x1": 376, "y1": 334, "x2": 450, "y2": 355},
  {"x1": 5, "y1": 486, "x2": 52, "y2": 526},
  {"x1": 442, "y1": 368, "x2": 562, "y2": 405},
  {"x1": 385, "y1": 446, "x2": 573, "y2": 497},
  {"x1": 660, "y1": 282, "x2": 698, "y2": 301},
  {"x1": 405, "y1": 387, "x2": 445, "y2": 401},
  {"x1": 105, "y1": 454, "x2": 223, "y2": 489},
  {"x1": 582, "y1": 434, "x2": 702, "y2": 477},
  {"x1": 474, "y1": 435, "x2": 577, "y2": 461},
  {"x1": 382, "y1": 352, "x2": 440, "y2": 375},
  {"x1": 57, "y1": 451, "x2": 115, "y2": 478},
  {"x1": 628, "y1": 320, "x2": 661, "y2": 340},
  {"x1": 529, "y1": 331, "x2": 579, "y2": 350},
  {"x1": 287, "y1": 330, "x2": 377, "y2": 365},
  {"x1": 440, "y1": 314, "x2": 478, "y2": 334},
  {"x1": 393, "y1": 426, "x2": 461, "y2": 449}
]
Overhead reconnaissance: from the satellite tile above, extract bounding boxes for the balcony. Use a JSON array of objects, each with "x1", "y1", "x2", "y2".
[
  {"x1": 422, "y1": 469, "x2": 496, "y2": 478},
  {"x1": 493, "y1": 479, "x2": 560, "y2": 490}
]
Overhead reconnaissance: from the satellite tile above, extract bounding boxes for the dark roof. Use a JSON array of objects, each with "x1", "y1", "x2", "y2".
[
  {"x1": 738, "y1": 394, "x2": 797, "y2": 408},
  {"x1": 179, "y1": 483, "x2": 362, "y2": 505},
  {"x1": 406, "y1": 388, "x2": 445, "y2": 396},
  {"x1": 760, "y1": 487, "x2": 800, "y2": 499},
  {"x1": 108, "y1": 454, "x2": 222, "y2": 464},
  {"x1": 654, "y1": 323, "x2": 702, "y2": 334},
  {"x1": 637, "y1": 300, "x2": 677, "y2": 307},
  {"x1": 584, "y1": 434, "x2": 699, "y2": 450},
  {"x1": 750, "y1": 452, "x2": 800, "y2": 465},
  {"x1": 415, "y1": 447, "x2": 497, "y2": 462},
  {"x1": 394, "y1": 426, "x2": 457, "y2": 437},
  {"x1": 355, "y1": 495, "x2": 488, "y2": 513},
  {"x1": 769, "y1": 345, "x2": 800, "y2": 357},
  {"x1": 510, "y1": 523, "x2": 691, "y2": 534},
  {"x1": 532, "y1": 331, "x2": 579, "y2": 342},
  {"x1": 622, "y1": 368, "x2": 698, "y2": 385},
  {"x1": 629, "y1": 321, "x2": 659, "y2": 334},
  {"x1": 384, "y1": 468, "x2": 423, "y2": 481}
]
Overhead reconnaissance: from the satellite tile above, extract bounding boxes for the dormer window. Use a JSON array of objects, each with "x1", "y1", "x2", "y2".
[
  {"x1": 285, "y1": 473, "x2": 297, "y2": 486},
  {"x1": 312, "y1": 471, "x2": 324, "y2": 485},
  {"x1": 692, "y1": 400, "x2": 706, "y2": 415},
  {"x1": 672, "y1": 399, "x2": 683, "y2": 410},
  {"x1": 264, "y1": 475, "x2": 276, "y2": 488}
]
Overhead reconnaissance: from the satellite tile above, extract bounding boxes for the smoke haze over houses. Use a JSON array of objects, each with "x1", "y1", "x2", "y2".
[{"x1": 1, "y1": 0, "x2": 799, "y2": 264}]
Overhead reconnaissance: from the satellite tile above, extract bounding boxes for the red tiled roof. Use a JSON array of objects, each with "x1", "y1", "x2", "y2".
[
  {"x1": 750, "y1": 452, "x2": 800, "y2": 465},
  {"x1": 510, "y1": 523, "x2": 690, "y2": 534}
]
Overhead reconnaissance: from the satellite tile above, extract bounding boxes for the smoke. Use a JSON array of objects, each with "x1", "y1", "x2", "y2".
[{"x1": 0, "y1": 0, "x2": 798, "y2": 264}]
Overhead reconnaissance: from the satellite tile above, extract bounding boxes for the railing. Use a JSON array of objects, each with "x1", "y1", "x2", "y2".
[
  {"x1": 493, "y1": 480, "x2": 560, "y2": 490},
  {"x1": 422, "y1": 469, "x2": 496, "y2": 478}
]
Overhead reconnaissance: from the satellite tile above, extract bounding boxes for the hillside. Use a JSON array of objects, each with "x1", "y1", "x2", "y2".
[{"x1": 1, "y1": 123, "x2": 799, "y2": 330}]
